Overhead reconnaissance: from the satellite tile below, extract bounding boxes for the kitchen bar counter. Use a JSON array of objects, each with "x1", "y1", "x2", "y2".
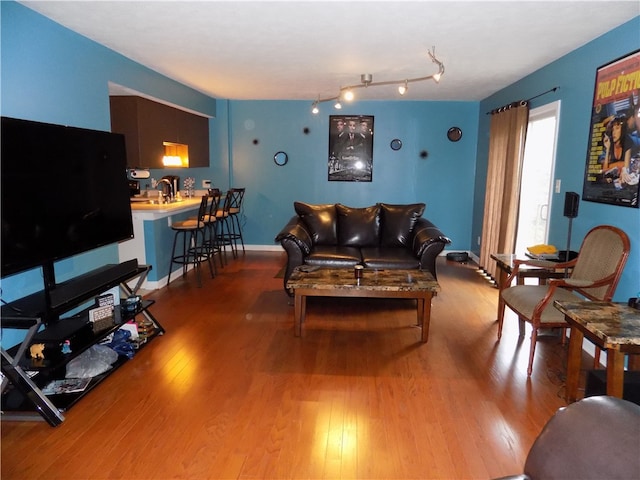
[{"x1": 129, "y1": 196, "x2": 202, "y2": 219}]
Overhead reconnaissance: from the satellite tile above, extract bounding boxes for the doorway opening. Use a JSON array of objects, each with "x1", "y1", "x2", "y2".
[{"x1": 514, "y1": 101, "x2": 560, "y2": 255}]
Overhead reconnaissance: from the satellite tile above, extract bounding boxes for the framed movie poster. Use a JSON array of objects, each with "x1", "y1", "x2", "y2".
[
  {"x1": 582, "y1": 49, "x2": 640, "y2": 208},
  {"x1": 328, "y1": 115, "x2": 374, "y2": 182}
]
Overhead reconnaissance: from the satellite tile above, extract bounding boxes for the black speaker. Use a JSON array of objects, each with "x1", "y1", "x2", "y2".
[{"x1": 563, "y1": 192, "x2": 580, "y2": 218}]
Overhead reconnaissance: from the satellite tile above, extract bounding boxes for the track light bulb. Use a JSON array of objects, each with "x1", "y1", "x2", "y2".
[
  {"x1": 398, "y1": 81, "x2": 408, "y2": 96},
  {"x1": 344, "y1": 89, "x2": 354, "y2": 102},
  {"x1": 312, "y1": 103, "x2": 319, "y2": 114},
  {"x1": 433, "y1": 72, "x2": 441, "y2": 83},
  {"x1": 334, "y1": 101, "x2": 342, "y2": 110}
]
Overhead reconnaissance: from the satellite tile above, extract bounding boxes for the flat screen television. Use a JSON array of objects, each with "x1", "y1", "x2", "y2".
[{"x1": 1, "y1": 116, "x2": 134, "y2": 279}]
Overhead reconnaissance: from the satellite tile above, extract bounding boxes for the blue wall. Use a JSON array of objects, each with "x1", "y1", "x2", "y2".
[
  {"x1": 474, "y1": 16, "x2": 640, "y2": 301},
  {"x1": 223, "y1": 100, "x2": 478, "y2": 251},
  {"x1": 1, "y1": 2, "x2": 638, "y2": 348}
]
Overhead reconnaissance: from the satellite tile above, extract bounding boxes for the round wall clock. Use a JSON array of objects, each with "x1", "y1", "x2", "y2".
[
  {"x1": 390, "y1": 139, "x2": 403, "y2": 151},
  {"x1": 447, "y1": 127, "x2": 462, "y2": 142},
  {"x1": 274, "y1": 151, "x2": 288, "y2": 166}
]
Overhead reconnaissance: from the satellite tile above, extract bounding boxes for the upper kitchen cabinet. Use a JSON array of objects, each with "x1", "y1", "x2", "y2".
[{"x1": 110, "y1": 96, "x2": 210, "y2": 168}]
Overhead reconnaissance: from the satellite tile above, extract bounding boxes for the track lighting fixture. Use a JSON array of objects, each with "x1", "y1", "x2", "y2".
[
  {"x1": 311, "y1": 47, "x2": 444, "y2": 115},
  {"x1": 398, "y1": 80, "x2": 408, "y2": 96},
  {"x1": 311, "y1": 47, "x2": 444, "y2": 114}
]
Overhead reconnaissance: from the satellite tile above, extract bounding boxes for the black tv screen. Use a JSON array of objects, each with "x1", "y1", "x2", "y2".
[{"x1": 1, "y1": 117, "x2": 134, "y2": 278}]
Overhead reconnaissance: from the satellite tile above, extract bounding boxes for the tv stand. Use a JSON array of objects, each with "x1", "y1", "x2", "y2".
[{"x1": 1, "y1": 262, "x2": 165, "y2": 426}]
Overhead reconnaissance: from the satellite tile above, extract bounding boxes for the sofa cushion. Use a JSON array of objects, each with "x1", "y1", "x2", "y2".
[
  {"x1": 379, "y1": 203, "x2": 425, "y2": 248},
  {"x1": 306, "y1": 246, "x2": 362, "y2": 267},
  {"x1": 294, "y1": 202, "x2": 337, "y2": 245},
  {"x1": 336, "y1": 204, "x2": 381, "y2": 247},
  {"x1": 361, "y1": 247, "x2": 421, "y2": 269}
]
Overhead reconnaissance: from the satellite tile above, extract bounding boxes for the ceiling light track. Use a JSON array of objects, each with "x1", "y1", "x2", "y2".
[{"x1": 311, "y1": 47, "x2": 444, "y2": 114}]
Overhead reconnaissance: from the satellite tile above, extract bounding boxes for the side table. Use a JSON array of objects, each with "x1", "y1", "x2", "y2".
[{"x1": 554, "y1": 300, "x2": 640, "y2": 403}]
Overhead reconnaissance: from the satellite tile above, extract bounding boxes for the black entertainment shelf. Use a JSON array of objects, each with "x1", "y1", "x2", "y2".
[
  {"x1": 1, "y1": 262, "x2": 165, "y2": 426},
  {"x1": 1, "y1": 259, "x2": 142, "y2": 324}
]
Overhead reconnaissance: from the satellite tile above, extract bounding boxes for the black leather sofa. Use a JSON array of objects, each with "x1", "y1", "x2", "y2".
[{"x1": 275, "y1": 202, "x2": 451, "y2": 295}]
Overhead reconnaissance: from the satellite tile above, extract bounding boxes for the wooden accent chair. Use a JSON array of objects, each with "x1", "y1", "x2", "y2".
[{"x1": 497, "y1": 225, "x2": 630, "y2": 376}]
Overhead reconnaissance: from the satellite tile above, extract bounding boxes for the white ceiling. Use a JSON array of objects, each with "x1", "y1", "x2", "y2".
[{"x1": 20, "y1": 1, "x2": 640, "y2": 103}]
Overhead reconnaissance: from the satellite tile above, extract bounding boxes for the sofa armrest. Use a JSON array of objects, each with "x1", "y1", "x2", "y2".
[
  {"x1": 275, "y1": 216, "x2": 313, "y2": 255},
  {"x1": 412, "y1": 217, "x2": 451, "y2": 279},
  {"x1": 275, "y1": 216, "x2": 314, "y2": 296}
]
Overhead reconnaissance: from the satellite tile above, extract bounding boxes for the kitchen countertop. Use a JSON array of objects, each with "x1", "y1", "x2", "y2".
[{"x1": 129, "y1": 196, "x2": 202, "y2": 220}]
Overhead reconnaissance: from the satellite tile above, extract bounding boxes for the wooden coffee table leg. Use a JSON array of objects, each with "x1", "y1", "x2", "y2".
[
  {"x1": 294, "y1": 292, "x2": 307, "y2": 337},
  {"x1": 420, "y1": 293, "x2": 432, "y2": 343}
]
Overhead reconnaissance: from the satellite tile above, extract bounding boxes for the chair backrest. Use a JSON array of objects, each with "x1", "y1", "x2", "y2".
[
  {"x1": 218, "y1": 190, "x2": 233, "y2": 215},
  {"x1": 228, "y1": 188, "x2": 245, "y2": 212},
  {"x1": 206, "y1": 191, "x2": 221, "y2": 219},
  {"x1": 569, "y1": 225, "x2": 630, "y2": 301},
  {"x1": 195, "y1": 195, "x2": 210, "y2": 223}
]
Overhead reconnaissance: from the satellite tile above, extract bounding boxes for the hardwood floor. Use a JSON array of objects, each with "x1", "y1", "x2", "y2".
[{"x1": 2, "y1": 252, "x2": 581, "y2": 479}]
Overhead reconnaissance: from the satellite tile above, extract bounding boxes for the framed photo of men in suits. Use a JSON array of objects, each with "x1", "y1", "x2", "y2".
[{"x1": 328, "y1": 115, "x2": 374, "y2": 182}]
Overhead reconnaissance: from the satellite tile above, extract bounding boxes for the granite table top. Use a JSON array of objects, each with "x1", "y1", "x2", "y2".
[
  {"x1": 554, "y1": 300, "x2": 640, "y2": 348},
  {"x1": 287, "y1": 267, "x2": 439, "y2": 293}
]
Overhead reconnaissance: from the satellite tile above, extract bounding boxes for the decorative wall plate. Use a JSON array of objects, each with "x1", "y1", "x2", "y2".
[
  {"x1": 447, "y1": 127, "x2": 462, "y2": 142},
  {"x1": 390, "y1": 139, "x2": 403, "y2": 151},
  {"x1": 274, "y1": 151, "x2": 288, "y2": 166}
]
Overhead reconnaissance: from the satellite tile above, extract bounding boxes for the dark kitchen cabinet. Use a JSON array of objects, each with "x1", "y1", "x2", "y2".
[{"x1": 110, "y1": 96, "x2": 209, "y2": 168}]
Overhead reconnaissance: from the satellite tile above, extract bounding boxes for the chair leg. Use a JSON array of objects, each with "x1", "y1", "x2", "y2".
[
  {"x1": 224, "y1": 217, "x2": 237, "y2": 258},
  {"x1": 497, "y1": 295, "x2": 506, "y2": 340},
  {"x1": 231, "y1": 213, "x2": 245, "y2": 253},
  {"x1": 200, "y1": 228, "x2": 215, "y2": 280},
  {"x1": 167, "y1": 230, "x2": 181, "y2": 285},
  {"x1": 203, "y1": 223, "x2": 218, "y2": 276},
  {"x1": 527, "y1": 328, "x2": 539, "y2": 376},
  {"x1": 216, "y1": 220, "x2": 229, "y2": 265},
  {"x1": 190, "y1": 230, "x2": 202, "y2": 287},
  {"x1": 211, "y1": 223, "x2": 224, "y2": 269}
]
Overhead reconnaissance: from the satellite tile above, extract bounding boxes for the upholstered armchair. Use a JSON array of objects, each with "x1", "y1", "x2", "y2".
[{"x1": 497, "y1": 225, "x2": 630, "y2": 375}]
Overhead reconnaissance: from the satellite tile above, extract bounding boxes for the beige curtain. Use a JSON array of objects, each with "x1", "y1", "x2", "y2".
[{"x1": 479, "y1": 102, "x2": 530, "y2": 281}]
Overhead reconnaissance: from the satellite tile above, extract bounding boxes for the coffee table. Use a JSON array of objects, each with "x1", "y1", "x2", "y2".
[{"x1": 286, "y1": 267, "x2": 439, "y2": 342}]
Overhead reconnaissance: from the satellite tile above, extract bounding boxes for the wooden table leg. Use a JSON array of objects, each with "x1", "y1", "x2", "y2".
[
  {"x1": 565, "y1": 325, "x2": 584, "y2": 403},
  {"x1": 606, "y1": 350, "x2": 625, "y2": 398},
  {"x1": 420, "y1": 293, "x2": 432, "y2": 343},
  {"x1": 294, "y1": 292, "x2": 306, "y2": 337}
]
